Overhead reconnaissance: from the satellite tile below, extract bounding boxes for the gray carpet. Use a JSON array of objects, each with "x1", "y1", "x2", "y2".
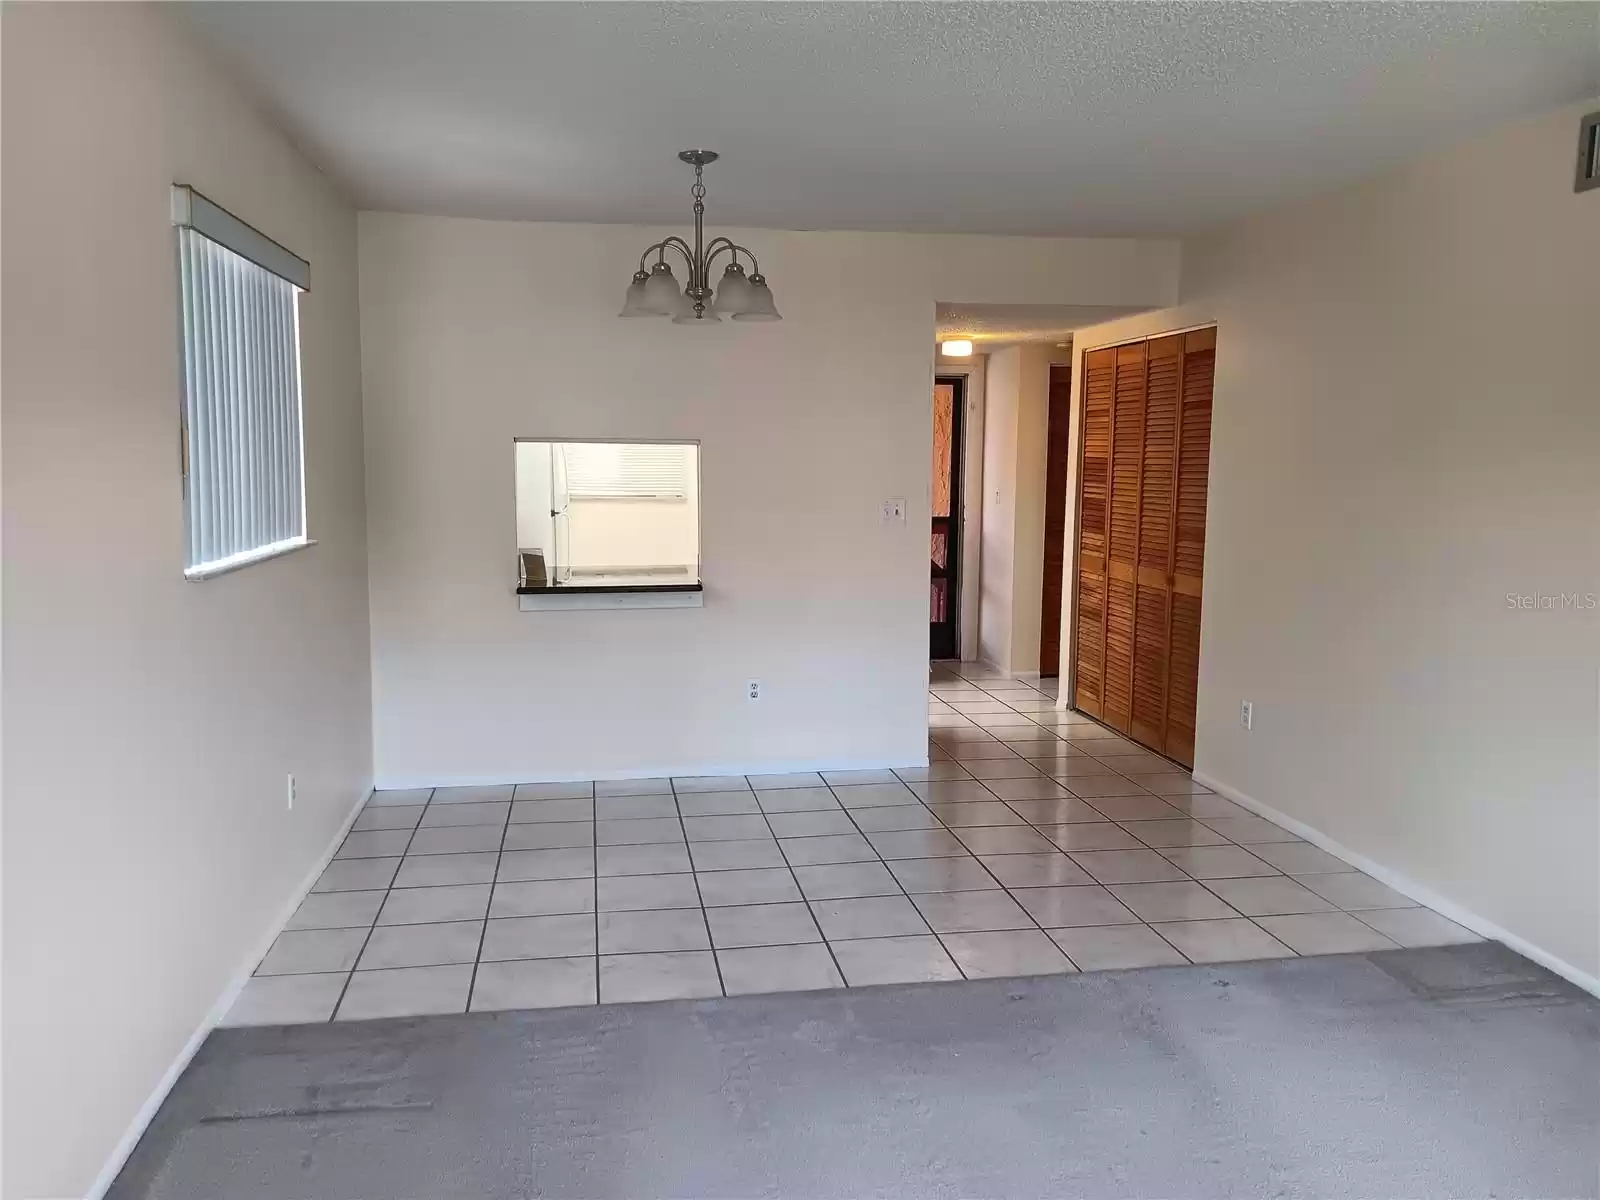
[{"x1": 110, "y1": 943, "x2": 1599, "y2": 1199}]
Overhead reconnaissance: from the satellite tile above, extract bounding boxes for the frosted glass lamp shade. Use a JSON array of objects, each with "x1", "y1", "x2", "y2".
[
  {"x1": 713, "y1": 264, "x2": 755, "y2": 313},
  {"x1": 642, "y1": 264, "x2": 692, "y2": 317},
  {"x1": 730, "y1": 275, "x2": 781, "y2": 321},
  {"x1": 618, "y1": 274, "x2": 658, "y2": 317}
]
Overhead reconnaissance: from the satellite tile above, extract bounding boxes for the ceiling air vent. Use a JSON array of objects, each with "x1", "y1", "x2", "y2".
[{"x1": 1578, "y1": 111, "x2": 1600, "y2": 193}]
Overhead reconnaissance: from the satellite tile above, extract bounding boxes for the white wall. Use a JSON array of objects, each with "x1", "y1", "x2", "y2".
[
  {"x1": 514, "y1": 441, "x2": 555, "y2": 556},
  {"x1": 978, "y1": 348, "x2": 1022, "y2": 669},
  {"x1": 0, "y1": 6, "x2": 372, "y2": 1196},
  {"x1": 566, "y1": 496, "x2": 699, "y2": 574},
  {"x1": 978, "y1": 343, "x2": 1056, "y2": 674},
  {"x1": 360, "y1": 216, "x2": 1178, "y2": 785},
  {"x1": 1006, "y1": 344, "x2": 1058, "y2": 675},
  {"x1": 1065, "y1": 99, "x2": 1600, "y2": 985}
]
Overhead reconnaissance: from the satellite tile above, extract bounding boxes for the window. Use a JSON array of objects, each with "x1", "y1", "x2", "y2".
[
  {"x1": 562, "y1": 442, "x2": 690, "y2": 500},
  {"x1": 172, "y1": 186, "x2": 311, "y2": 578},
  {"x1": 514, "y1": 441, "x2": 701, "y2": 589}
]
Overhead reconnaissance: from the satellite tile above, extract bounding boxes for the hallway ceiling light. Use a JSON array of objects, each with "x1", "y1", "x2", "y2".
[
  {"x1": 941, "y1": 339, "x2": 974, "y2": 357},
  {"x1": 619, "y1": 151, "x2": 781, "y2": 324}
]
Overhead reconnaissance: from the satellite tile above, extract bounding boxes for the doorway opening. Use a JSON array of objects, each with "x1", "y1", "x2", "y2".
[
  {"x1": 1038, "y1": 361, "x2": 1073, "y2": 677},
  {"x1": 930, "y1": 375, "x2": 965, "y2": 659}
]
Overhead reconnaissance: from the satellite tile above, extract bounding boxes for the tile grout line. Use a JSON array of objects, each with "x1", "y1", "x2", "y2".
[
  {"x1": 950, "y1": 676, "x2": 1301, "y2": 960},
  {"x1": 305, "y1": 812, "x2": 1286, "y2": 979},
  {"x1": 755, "y1": 777, "x2": 851, "y2": 988},
  {"x1": 328, "y1": 786, "x2": 436, "y2": 1020},
  {"x1": 591, "y1": 785, "x2": 601, "y2": 1004},
  {"x1": 337, "y1": 684, "x2": 1388, "y2": 1017},
  {"x1": 938, "y1": 680, "x2": 1307, "y2": 959},
  {"x1": 989, "y1": 792, "x2": 1201, "y2": 965},
  {"x1": 995, "y1": 749, "x2": 1311, "y2": 955},
  {"x1": 319, "y1": 674, "x2": 1397, "y2": 1013},
  {"x1": 945, "y1": 669, "x2": 1419, "y2": 951},
  {"x1": 462, "y1": 787, "x2": 518, "y2": 1013},
  {"x1": 926, "y1": 803, "x2": 1082, "y2": 971},
  {"x1": 974, "y1": 751, "x2": 1276, "y2": 957},
  {"x1": 828, "y1": 778, "x2": 974, "y2": 981},
  {"x1": 929, "y1": 693, "x2": 1198, "y2": 967},
  {"x1": 673, "y1": 778, "x2": 728, "y2": 998}
]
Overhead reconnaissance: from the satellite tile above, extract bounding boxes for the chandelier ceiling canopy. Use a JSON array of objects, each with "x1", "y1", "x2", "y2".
[{"x1": 619, "y1": 151, "x2": 781, "y2": 324}]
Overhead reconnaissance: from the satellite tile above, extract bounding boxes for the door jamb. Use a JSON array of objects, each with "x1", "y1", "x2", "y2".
[
  {"x1": 1039, "y1": 361, "x2": 1073, "y2": 678},
  {"x1": 933, "y1": 354, "x2": 986, "y2": 662}
]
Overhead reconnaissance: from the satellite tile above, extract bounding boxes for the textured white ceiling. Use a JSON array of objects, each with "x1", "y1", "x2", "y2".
[
  {"x1": 186, "y1": 2, "x2": 1599, "y2": 236},
  {"x1": 936, "y1": 303, "x2": 1150, "y2": 344}
]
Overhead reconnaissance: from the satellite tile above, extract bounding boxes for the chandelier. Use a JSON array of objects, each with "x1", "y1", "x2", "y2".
[{"x1": 619, "y1": 151, "x2": 781, "y2": 323}]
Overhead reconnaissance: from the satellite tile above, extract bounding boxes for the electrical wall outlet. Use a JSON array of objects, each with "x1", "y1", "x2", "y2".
[
  {"x1": 746, "y1": 679, "x2": 762, "y2": 702},
  {"x1": 1240, "y1": 701, "x2": 1253, "y2": 731},
  {"x1": 286, "y1": 773, "x2": 297, "y2": 810}
]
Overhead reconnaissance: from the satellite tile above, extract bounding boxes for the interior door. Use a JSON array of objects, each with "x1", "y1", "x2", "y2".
[
  {"x1": 1039, "y1": 362, "x2": 1073, "y2": 676},
  {"x1": 930, "y1": 377, "x2": 964, "y2": 659},
  {"x1": 1071, "y1": 328, "x2": 1215, "y2": 766},
  {"x1": 1164, "y1": 330, "x2": 1215, "y2": 764}
]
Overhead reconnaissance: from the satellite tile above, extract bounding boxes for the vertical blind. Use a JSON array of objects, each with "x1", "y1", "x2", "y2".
[{"x1": 177, "y1": 224, "x2": 306, "y2": 575}]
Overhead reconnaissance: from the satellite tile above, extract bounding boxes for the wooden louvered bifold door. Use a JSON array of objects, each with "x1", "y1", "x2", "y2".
[
  {"x1": 1071, "y1": 327, "x2": 1215, "y2": 767},
  {"x1": 1165, "y1": 327, "x2": 1215, "y2": 764},
  {"x1": 1101, "y1": 342, "x2": 1146, "y2": 734},
  {"x1": 1072, "y1": 348, "x2": 1114, "y2": 718}
]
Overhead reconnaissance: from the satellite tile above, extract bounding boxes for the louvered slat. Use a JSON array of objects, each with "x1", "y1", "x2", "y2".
[
  {"x1": 1165, "y1": 330, "x2": 1215, "y2": 765},
  {"x1": 1074, "y1": 572, "x2": 1105, "y2": 714},
  {"x1": 1138, "y1": 337, "x2": 1181, "y2": 570},
  {"x1": 1131, "y1": 583, "x2": 1170, "y2": 749},
  {"x1": 1099, "y1": 344, "x2": 1145, "y2": 732},
  {"x1": 1079, "y1": 353, "x2": 1113, "y2": 560},
  {"x1": 1167, "y1": 591, "x2": 1203, "y2": 764},
  {"x1": 1108, "y1": 344, "x2": 1145, "y2": 568},
  {"x1": 1128, "y1": 335, "x2": 1182, "y2": 753},
  {"x1": 1102, "y1": 576, "x2": 1136, "y2": 731},
  {"x1": 1175, "y1": 345, "x2": 1214, "y2": 582},
  {"x1": 1073, "y1": 348, "x2": 1116, "y2": 713}
]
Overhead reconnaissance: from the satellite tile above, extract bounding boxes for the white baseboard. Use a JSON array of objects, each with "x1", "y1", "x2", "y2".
[
  {"x1": 374, "y1": 756, "x2": 931, "y2": 791},
  {"x1": 85, "y1": 784, "x2": 373, "y2": 1200},
  {"x1": 1192, "y1": 769, "x2": 1600, "y2": 1000}
]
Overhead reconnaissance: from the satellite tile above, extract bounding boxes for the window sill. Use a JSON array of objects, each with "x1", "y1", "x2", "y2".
[
  {"x1": 517, "y1": 581, "x2": 704, "y2": 611},
  {"x1": 184, "y1": 537, "x2": 316, "y2": 581}
]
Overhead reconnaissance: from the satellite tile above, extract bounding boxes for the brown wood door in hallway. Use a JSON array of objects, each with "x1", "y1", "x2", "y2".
[
  {"x1": 1072, "y1": 327, "x2": 1215, "y2": 767},
  {"x1": 1039, "y1": 362, "x2": 1073, "y2": 676}
]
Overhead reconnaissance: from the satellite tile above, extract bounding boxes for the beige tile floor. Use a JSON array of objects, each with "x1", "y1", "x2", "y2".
[{"x1": 225, "y1": 662, "x2": 1480, "y2": 1025}]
